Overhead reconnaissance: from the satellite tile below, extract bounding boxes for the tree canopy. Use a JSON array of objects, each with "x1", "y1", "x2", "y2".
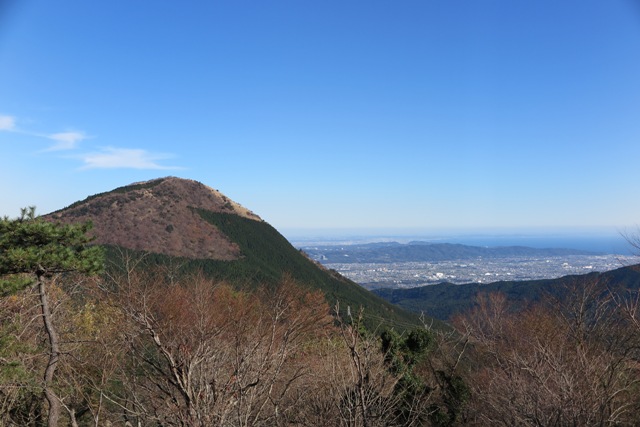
[{"x1": 0, "y1": 207, "x2": 103, "y2": 295}]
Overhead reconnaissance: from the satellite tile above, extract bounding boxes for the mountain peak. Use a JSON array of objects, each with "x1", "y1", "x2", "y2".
[
  {"x1": 47, "y1": 177, "x2": 261, "y2": 260},
  {"x1": 44, "y1": 176, "x2": 423, "y2": 330}
]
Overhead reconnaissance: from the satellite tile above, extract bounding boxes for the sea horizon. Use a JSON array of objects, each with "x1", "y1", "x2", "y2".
[{"x1": 284, "y1": 226, "x2": 637, "y2": 255}]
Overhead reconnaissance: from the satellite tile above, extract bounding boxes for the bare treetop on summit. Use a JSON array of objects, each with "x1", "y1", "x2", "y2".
[{"x1": 47, "y1": 177, "x2": 261, "y2": 260}]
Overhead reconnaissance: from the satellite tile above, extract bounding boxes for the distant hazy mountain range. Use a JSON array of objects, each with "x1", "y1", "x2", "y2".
[{"x1": 301, "y1": 241, "x2": 598, "y2": 264}]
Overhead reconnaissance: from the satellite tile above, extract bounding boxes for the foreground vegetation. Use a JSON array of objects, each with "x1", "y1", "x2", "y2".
[
  {"x1": 2, "y1": 211, "x2": 640, "y2": 426},
  {"x1": 0, "y1": 262, "x2": 467, "y2": 425}
]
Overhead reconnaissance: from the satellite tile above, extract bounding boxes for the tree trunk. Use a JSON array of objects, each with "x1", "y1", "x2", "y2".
[{"x1": 38, "y1": 273, "x2": 61, "y2": 427}]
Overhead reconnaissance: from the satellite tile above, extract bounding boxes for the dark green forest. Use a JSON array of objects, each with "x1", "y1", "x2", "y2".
[
  {"x1": 374, "y1": 264, "x2": 640, "y2": 320},
  {"x1": 133, "y1": 207, "x2": 423, "y2": 331}
]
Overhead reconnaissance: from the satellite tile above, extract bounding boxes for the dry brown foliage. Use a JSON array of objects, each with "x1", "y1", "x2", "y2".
[
  {"x1": 455, "y1": 279, "x2": 640, "y2": 427},
  {"x1": 102, "y1": 266, "x2": 334, "y2": 426},
  {"x1": 46, "y1": 177, "x2": 260, "y2": 260}
]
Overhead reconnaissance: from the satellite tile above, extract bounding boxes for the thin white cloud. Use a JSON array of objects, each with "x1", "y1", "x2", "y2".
[
  {"x1": 0, "y1": 115, "x2": 16, "y2": 131},
  {"x1": 1, "y1": 114, "x2": 86, "y2": 151},
  {"x1": 78, "y1": 147, "x2": 182, "y2": 170},
  {"x1": 3, "y1": 114, "x2": 182, "y2": 170},
  {"x1": 46, "y1": 131, "x2": 87, "y2": 151}
]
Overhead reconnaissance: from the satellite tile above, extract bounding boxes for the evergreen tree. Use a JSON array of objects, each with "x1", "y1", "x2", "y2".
[{"x1": 0, "y1": 207, "x2": 103, "y2": 426}]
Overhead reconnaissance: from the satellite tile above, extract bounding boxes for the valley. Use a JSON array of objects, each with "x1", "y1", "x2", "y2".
[
  {"x1": 317, "y1": 254, "x2": 636, "y2": 289},
  {"x1": 299, "y1": 241, "x2": 640, "y2": 289}
]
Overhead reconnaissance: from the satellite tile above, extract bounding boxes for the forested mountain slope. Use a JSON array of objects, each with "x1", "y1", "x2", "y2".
[
  {"x1": 374, "y1": 263, "x2": 640, "y2": 320},
  {"x1": 46, "y1": 177, "x2": 421, "y2": 329}
]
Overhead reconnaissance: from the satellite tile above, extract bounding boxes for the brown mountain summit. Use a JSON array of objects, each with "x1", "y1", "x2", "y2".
[
  {"x1": 44, "y1": 176, "x2": 425, "y2": 330},
  {"x1": 47, "y1": 177, "x2": 261, "y2": 260}
]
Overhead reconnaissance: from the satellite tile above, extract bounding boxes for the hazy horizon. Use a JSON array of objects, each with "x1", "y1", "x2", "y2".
[{"x1": 285, "y1": 225, "x2": 636, "y2": 254}]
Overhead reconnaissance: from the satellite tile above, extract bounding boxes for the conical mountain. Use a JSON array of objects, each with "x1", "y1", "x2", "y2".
[
  {"x1": 48, "y1": 177, "x2": 259, "y2": 260},
  {"x1": 47, "y1": 177, "x2": 422, "y2": 329}
]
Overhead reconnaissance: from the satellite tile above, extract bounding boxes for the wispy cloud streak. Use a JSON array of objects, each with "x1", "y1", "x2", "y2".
[
  {"x1": 2, "y1": 114, "x2": 183, "y2": 170},
  {"x1": 46, "y1": 131, "x2": 87, "y2": 151},
  {"x1": 0, "y1": 115, "x2": 16, "y2": 131},
  {"x1": 78, "y1": 147, "x2": 182, "y2": 170}
]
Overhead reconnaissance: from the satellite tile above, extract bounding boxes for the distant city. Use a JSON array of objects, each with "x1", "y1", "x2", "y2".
[
  {"x1": 316, "y1": 255, "x2": 636, "y2": 290},
  {"x1": 293, "y1": 232, "x2": 640, "y2": 290}
]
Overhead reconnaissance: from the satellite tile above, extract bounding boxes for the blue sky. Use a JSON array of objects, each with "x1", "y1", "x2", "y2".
[{"x1": 1, "y1": 1, "x2": 639, "y2": 235}]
